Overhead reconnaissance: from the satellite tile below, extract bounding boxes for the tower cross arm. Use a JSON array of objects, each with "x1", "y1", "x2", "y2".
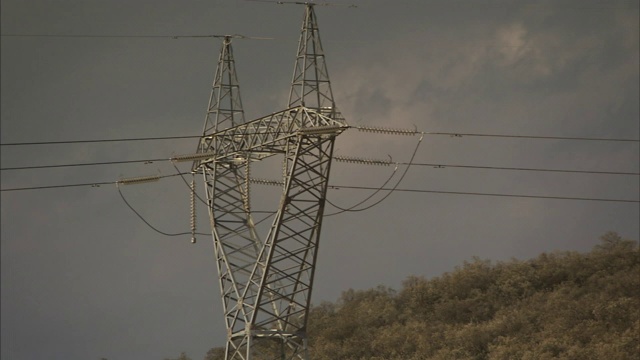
[{"x1": 192, "y1": 105, "x2": 347, "y2": 170}]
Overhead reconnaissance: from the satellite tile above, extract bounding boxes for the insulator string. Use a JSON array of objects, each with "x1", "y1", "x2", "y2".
[
  {"x1": 334, "y1": 155, "x2": 393, "y2": 166},
  {"x1": 190, "y1": 176, "x2": 197, "y2": 244}
]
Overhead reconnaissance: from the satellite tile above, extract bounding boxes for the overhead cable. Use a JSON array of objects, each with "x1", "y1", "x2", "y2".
[
  {"x1": 355, "y1": 125, "x2": 640, "y2": 142},
  {"x1": 0, "y1": 158, "x2": 167, "y2": 170},
  {"x1": 420, "y1": 131, "x2": 640, "y2": 142},
  {"x1": 0, "y1": 33, "x2": 275, "y2": 40},
  {"x1": 0, "y1": 181, "x2": 116, "y2": 191},
  {"x1": 117, "y1": 184, "x2": 209, "y2": 238},
  {"x1": 2, "y1": 157, "x2": 637, "y2": 176},
  {"x1": 0, "y1": 135, "x2": 201, "y2": 146},
  {"x1": 326, "y1": 134, "x2": 423, "y2": 215},
  {"x1": 4, "y1": 127, "x2": 637, "y2": 147},
  {"x1": 329, "y1": 185, "x2": 639, "y2": 203},
  {"x1": 397, "y1": 162, "x2": 640, "y2": 176},
  {"x1": 2, "y1": 179, "x2": 638, "y2": 203},
  {"x1": 325, "y1": 163, "x2": 399, "y2": 215},
  {"x1": 1, "y1": 173, "x2": 183, "y2": 192}
]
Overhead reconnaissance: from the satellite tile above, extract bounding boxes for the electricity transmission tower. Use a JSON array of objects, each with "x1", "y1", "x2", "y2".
[{"x1": 189, "y1": 4, "x2": 347, "y2": 359}]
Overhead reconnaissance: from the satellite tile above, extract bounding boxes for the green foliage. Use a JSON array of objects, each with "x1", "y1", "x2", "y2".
[
  {"x1": 205, "y1": 233, "x2": 639, "y2": 359},
  {"x1": 307, "y1": 232, "x2": 639, "y2": 360}
]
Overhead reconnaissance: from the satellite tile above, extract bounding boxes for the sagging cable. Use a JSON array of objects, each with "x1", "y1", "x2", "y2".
[
  {"x1": 172, "y1": 163, "x2": 209, "y2": 207},
  {"x1": 116, "y1": 182, "x2": 208, "y2": 238},
  {"x1": 326, "y1": 133, "x2": 424, "y2": 216},
  {"x1": 325, "y1": 162, "x2": 399, "y2": 216}
]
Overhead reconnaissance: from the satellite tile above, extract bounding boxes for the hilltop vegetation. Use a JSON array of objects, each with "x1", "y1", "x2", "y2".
[{"x1": 199, "y1": 232, "x2": 639, "y2": 360}]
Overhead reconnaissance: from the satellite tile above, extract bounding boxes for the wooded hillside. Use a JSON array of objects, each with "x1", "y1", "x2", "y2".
[{"x1": 198, "y1": 232, "x2": 639, "y2": 360}]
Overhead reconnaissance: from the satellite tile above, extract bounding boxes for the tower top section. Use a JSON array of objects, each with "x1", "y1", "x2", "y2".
[
  {"x1": 288, "y1": 4, "x2": 341, "y2": 120},
  {"x1": 201, "y1": 35, "x2": 245, "y2": 136}
]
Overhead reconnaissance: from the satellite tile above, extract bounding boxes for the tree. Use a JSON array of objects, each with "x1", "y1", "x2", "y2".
[
  {"x1": 304, "y1": 232, "x2": 640, "y2": 359},
  {"x1": 201, "y1": 233, "x2": 639, "y2": 359},
  {"x1": 204, "y1": 347, "x2": 225, "y2": 360}
]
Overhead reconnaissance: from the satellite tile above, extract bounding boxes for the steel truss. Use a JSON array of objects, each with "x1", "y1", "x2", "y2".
[{"x1": 192, "y1": 5, "x2": 346, "y2": 360}]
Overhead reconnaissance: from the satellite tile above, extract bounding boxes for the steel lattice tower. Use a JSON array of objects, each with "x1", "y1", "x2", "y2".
[{"x1": 191, "y1": 5, "x2": 347, "y2": 359}]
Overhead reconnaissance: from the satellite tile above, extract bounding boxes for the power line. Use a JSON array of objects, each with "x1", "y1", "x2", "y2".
[
  {"x1": 1, "y1": 34, "x2": 201, "y2": 38},
  {"x1": 329, "y1": 185, "x2": 639, "y2": 203},
  {"x1": 0, "y1": 158, "x2": 168, "y2": 171},
  {"x1": 0, "y1": 130, "x2": 296, "y2": 146},
  {"x1": 3, "y1": 128, "x2": 637, "y2": 147},
  {"x1": 0, "y1": 181, "x2": 116, "y2": 192},
  {"x1": 398, "y1": 162, "x2": 640, "y2": 176},
  {"x1": 3, "y1": 157, "x2": 637, "y2": 176},
  {"x1": 2, "y1": 33, "x2": 624, "y2": 52},
  {"x1": 0, "y1": 174, "x2": 183, "y2": 192},
  {"x1": 117, "y1": 184, "x2": 209, "y2": 237},
  {"x1": 355, "y1": 125, "x2": 640, "y2": 142},
  {"x1": 423, "y1": 131, "x2": 640, "y2": 142},
  {"x1": 334, "y1": 154, "x2": 639, "y2": 176},
  {"x1": 0, "y1": 33, "x2": 275, "y2": 40},
  {"x1": 2, "y1": 179, "x2": 637, "y2": 203},
  {"x1": 326, "y1": 134, "x2": 424, "y2": 216},
  {"x1": 0, "y1": 135, "x2": 201, "y2": 146},
  {"x1": 326, "y1": 163, "x2": 398, "y2": 215}
]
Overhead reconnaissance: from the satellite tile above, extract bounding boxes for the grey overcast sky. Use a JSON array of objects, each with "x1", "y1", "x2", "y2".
[{"x1": 1, "y1": 0, "x2": 638, "y2": 359}]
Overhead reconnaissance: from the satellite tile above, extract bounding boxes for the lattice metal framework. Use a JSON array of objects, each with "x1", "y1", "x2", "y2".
[{"x1": 191, "y1": 5, "x2": 347, "y2": 359}]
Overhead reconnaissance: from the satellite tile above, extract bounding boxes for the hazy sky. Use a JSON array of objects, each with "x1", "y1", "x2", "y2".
[{"x1": 1, "y1": 1, "x2": 638, "y2": 359}]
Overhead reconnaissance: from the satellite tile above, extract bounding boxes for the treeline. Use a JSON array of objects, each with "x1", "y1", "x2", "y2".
[{"x1": 191, "y1": 232, "x2": 639, "y2": 360}]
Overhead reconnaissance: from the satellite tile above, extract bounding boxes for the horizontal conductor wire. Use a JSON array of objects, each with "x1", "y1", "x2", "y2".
[
  {"x1": 2, "y1": 157, "x2": 637, "y2": 176},
  {"x1": 0, "y1": 181, "x2": 117, "y2": 191},
  {"x1": 0, "y1": 158, "x2": 168, "y2": 171},
  {"x1": 0, "y1": 34, "x2": 276, "y2": 40},
  {"x1": 396, "y1": 162, "x2": 640, "y2": 176},
  {"x1": 0, "y1": 173, "x2": 183, "y2": 192},
  {"x1": 354, "y1": 125, "x2": 640, "y2": 142},
  {"x1": 329, "y1": 185, "x2": 639, "y2": 203},
  {"x1": 2, "y1": 127, "x2": 638, "y2": 146},
  {"x1": 3, "y1": 178, "x2": 637, "y2": 203},
  {"x1": 422, "y1": 131, "x2": 640, "y2": 142},
  {"x1": 0, "y1": 135, "x2": 202, "y2": 146}
]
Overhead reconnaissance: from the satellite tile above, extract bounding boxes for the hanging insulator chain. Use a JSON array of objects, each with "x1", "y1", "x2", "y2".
[
  {"x1": 190, "y1": 178, "x2": 196, "y2": 244},
  {"x1": 243, "y1": 159, "x2": 251, "y2": 212}
]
